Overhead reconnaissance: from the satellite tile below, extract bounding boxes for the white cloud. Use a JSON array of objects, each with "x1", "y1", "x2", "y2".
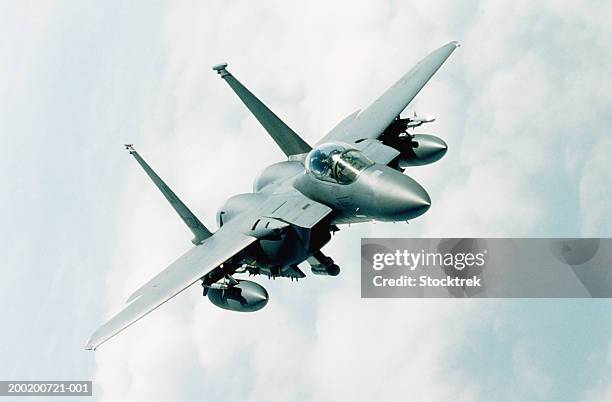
[
  {"x1": 579, "y1": 341, "x2": 612, "y2": 402},
  {"x1": 91, "y1": 1, "x2": 612, "y2": 401},
  {"x1": 0, "y1": 0, "x2": 56, "y2": 106},
  {"x1": 511, "y1": 340, "x2": 555, "y2": 400},
  {"x1": 309, "y1": 294, "x2": 483, "y2": 402}
]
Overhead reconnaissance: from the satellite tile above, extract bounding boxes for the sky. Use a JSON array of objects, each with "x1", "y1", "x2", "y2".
[{"x1": 1, "y1": 1, "x2": 612, "y2": 401}]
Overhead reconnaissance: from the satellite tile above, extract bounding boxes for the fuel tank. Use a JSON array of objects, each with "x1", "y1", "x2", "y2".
[
  {"x1": 398, "y1": 134, "x2": 447, "y2": 167},
  {"x1": 207, "y1": 280, "x2": 269, "y2": 312}
]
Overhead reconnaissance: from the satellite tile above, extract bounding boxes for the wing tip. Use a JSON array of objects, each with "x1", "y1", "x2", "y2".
[
  {"x1": 450, "y1": 40, "x2": 461, "y2": 48},
  {"x1": 84, "y1": 339, "x2": 97, "y2": 351}
]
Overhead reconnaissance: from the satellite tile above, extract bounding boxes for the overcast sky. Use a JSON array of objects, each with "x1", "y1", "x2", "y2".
[{"x1": 2, "y1": 1, "x2": 612, "y2": 401}]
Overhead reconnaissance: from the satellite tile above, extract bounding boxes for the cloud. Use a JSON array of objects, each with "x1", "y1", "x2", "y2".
[
  {"x1": 510, "y1": 340, "x2": 555, "y2": 400},
  {"x1": 90, "y1": 1, "x2": 612, "y2": 401},
  {"x1": 581, "y1": 342, "x2": 612, "y2": 402},
  {"x1": 308, "y1": 294, "x2": 483, "y2": 402}
]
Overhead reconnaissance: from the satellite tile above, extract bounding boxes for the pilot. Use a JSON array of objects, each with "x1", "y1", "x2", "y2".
[
  {"x1": 305, "y1": 142, "x2": 374, "y2": 184},
  {"x1": 307, "y1": 148, "x2": 332, "y2": 178}
]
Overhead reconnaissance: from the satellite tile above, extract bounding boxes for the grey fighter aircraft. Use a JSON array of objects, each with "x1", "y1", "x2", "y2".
[{"x1": 86, "y1": 41, "x2": 459, "y2": 350}]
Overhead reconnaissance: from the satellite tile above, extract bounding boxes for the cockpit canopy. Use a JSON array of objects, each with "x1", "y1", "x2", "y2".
[{"x1": 304, "y1": 142, "x2": 374, "y2": 184}]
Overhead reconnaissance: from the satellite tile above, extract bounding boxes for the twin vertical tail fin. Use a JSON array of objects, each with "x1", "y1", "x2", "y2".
[
  {"x1": 212, "y1": 63, "x2": 312, "y2": 157},
  {"x1": 124, "y1": 145, "x2": 212, "y2": 245},
  {"x1": 125, "y1": 63, "x2": 309, "y2": 243}
]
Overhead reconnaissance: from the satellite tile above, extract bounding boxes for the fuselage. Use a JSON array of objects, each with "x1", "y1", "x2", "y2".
[
  {"x1": 216, "y1": 143, "x2": 431, "y2": 276},
  {"x1": 253, "y1": 159, "x2": 430, "y2": 223}
]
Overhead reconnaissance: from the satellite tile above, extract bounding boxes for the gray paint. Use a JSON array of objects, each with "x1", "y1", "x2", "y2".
[
  {"x1": 214, "y1": 64, "x2": 312, "y2": 156},
  {"x1": 126, "y1": 145, "x2": 212, "y2": 245},
  {"x1": 87, "y1": 41, "x2": 459, "y2": 350}
]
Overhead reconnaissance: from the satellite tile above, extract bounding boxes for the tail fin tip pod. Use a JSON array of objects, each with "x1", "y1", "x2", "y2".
[
  {"x1": 124, "y1": 144, "x2": 213, "y2": 245},
  {"x1": 212, "y1": 63, "x2": 312, "y2": 157},
  {"x1": 212, "y1": 63, "x2": 229, "y2": 77}
]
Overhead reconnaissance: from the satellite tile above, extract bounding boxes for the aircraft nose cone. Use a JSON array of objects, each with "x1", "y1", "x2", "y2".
[{"x1": 375, "y1": 171, "x2": 431, "y2": 221}]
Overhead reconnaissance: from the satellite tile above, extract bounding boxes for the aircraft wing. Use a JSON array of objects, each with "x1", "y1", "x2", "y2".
[
  {"x1": 86, "y1": 189, "x2": 333, "y2": 350},
  {"x1": 85, "y1": 218, "x2": 256, "y2": 350},
  {"x1": 317, "y1": 41, "x2": 459, "y2": 145}
]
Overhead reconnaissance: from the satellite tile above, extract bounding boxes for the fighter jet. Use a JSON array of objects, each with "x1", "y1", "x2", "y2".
[{"x1": 86, "y1": 41, "x2": 459, "y2": 350}]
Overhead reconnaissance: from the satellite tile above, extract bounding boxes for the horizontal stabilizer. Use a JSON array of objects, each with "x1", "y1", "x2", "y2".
[
  {"x1": 213, "y1": 63, "x2": 312, "y2": 157},
  {"x1": 125, "y1": 145, "x2": 212, "y2": 245}
]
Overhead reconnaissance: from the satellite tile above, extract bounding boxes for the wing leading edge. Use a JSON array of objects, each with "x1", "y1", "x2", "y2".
[
  {"x1": 318, "y1": 41, "x2": 460, "y2": 145},
  {"x1": 85, "y1": 220, "x2": 256, "y2": 350},
  {"x1": 86, "y1": 189, "x2": 334, "y2": 350}
]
